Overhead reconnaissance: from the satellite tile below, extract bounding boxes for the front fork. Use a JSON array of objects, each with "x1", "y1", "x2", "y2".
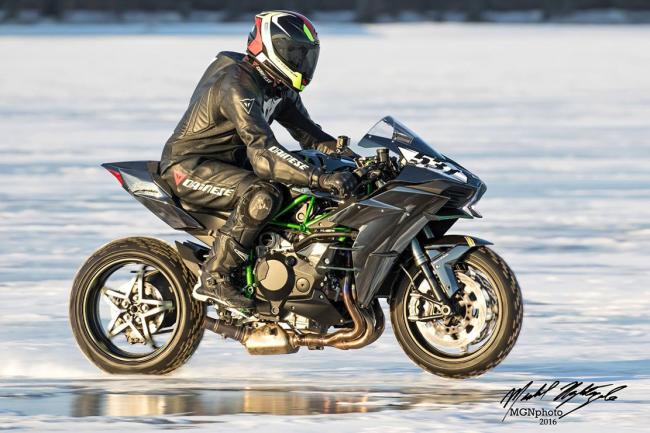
[
  {"x1": 410, "y1": 239, "x2": 449, "y2": 305},
  {"x1": 410, "y1": 237, "x2": 474, "y2": 315}
]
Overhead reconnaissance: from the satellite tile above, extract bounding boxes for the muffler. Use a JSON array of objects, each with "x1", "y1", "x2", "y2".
[
  {"x1": 244, "y1": 323, "x2": 298, "y2": 355},
  {"x1": 203, "y1": 316, "x2": 248, "y2": 342},
  {"x1": 203, "y1": 317, "x2": 298, "y2": 355}
]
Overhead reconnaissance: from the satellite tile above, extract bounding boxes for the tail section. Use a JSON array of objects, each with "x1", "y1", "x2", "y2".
[{"x1": 101, "y1": 161, "x2": 203, "y2": 231}]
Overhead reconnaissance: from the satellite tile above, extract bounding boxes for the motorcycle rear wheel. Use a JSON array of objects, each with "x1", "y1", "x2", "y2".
[
  {"x1": 390, "y1": 246, "x2": 523, "y2": 378},
  {"x1": 69, "y1": 237, "x2": 205, "y2": 374}
]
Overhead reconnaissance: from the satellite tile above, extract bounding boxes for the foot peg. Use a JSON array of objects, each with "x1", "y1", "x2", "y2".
[{"x1": 193, "y1": 272, "x2": 254, "y2": 309}]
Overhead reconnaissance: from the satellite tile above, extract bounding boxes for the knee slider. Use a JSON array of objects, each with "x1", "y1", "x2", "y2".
[{"x1": 246, "y1": 182, "x2": 281, "y2": 222}]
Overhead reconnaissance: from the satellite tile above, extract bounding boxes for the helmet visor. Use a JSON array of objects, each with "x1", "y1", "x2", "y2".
[{"x1": 273, "y1": 40, "x2": 320, "y2": 83}]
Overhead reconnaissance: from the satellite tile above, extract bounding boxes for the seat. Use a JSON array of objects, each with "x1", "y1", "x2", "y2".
[{"x1": 148, "y1": 161, "x2": 231, "y2": 233}]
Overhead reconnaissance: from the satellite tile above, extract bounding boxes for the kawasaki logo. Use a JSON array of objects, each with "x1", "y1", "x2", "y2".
[{"x1": 268, "y1": 146, "x2": 310, "y2": 170}]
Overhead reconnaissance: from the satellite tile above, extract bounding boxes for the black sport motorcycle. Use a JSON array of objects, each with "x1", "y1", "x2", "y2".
[{"x1": 70, "y1": 116, "x2": 522, "y2": 378}]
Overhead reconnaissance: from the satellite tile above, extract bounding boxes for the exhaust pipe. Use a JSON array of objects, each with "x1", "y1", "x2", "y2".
[
  {"x1": 330, "y1": 298, "x2": 385, "y2": 350},
  {"x1": 203, "y1": 316, "x2": 248, "y2": 343},
  {"x1": 205, "y1": 254, "x2": 384, "y2": 352},
  {"x1": 365, "y1": 299, "x2": 385, "y2": 346},
  {"x1": 290, "y1": 271, "x2": 385, "y2": 350}
]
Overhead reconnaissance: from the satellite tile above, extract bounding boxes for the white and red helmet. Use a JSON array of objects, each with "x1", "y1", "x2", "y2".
[{"x1": 247, "y1": 11, "x2": 320, "y2": 92}]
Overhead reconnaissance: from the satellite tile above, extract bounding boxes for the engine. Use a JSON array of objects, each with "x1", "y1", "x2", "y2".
[{"x1": 252, "y1": 231, "x2": 345, "y2": 328}]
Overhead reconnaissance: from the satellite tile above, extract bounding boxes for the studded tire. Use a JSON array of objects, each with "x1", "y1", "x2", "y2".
[
  {"x1": 390, "y1": 246, "x2": 523, "y2": 379},
  {"x1": 69, "y1": 237, "x2": 206, "y2": 374}
]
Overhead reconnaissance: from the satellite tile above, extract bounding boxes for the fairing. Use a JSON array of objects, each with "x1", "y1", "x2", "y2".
[
  {"x1": 102, "y1": 161, "x2": 203, "y2": 232},
  {"x1": 357, "y1": 116, "x2": 485, "y2": 194},
  {"x1": 325, "y1": 117, "x2": 488, "y2": 305},
  {"x1": 329, "y1": 184, "x2": 450, "y2": 307}
]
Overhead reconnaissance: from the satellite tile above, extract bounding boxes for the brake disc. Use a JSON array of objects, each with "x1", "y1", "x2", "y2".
[{"x1": 412, "y1": 272, "x2": 488, "y2": 350}]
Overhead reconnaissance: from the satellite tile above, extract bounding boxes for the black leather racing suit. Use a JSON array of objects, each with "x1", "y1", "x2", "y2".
[{"x1": 160, "y1": 51, "x2": 334, "y2": 275}]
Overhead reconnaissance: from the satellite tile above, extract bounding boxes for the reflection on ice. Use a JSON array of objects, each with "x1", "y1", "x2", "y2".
[{"x1": 1, "y1": 383, "x2": 498, "y2": 418}]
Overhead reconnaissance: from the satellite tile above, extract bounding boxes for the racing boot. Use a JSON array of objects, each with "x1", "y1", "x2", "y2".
[{"x1": 192, "y1": 232, "x2": 254, "y2": 309}]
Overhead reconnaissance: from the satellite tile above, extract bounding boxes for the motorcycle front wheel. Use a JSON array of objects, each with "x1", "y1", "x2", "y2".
[
  {"x1": 390, "y1": 246, "x2": 523, "y2": 378},
  {"x1": 69, "y1": 237, "x2": 205, "y2": 374}
]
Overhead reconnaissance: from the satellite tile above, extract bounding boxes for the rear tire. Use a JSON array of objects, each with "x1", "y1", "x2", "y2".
[
  {"x1": 69, "y1": 237, "x2": 205, "y2": 374},
  {"x1": 390, "y1": 246, "x2": 523, "y2": 378}
]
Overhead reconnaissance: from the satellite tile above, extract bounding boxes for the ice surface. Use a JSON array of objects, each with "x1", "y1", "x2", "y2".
[{"x1": 0, "y1": 23, "x2": 649, "y2": 432}]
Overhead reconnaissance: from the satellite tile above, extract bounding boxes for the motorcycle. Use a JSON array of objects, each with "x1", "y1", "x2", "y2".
[{"x1": 69, "y1": 116, "x2": 523, "y2": 378}]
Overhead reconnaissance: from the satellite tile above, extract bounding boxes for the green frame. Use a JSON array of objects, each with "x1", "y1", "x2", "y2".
[
  {"x1": 242, "y1": 194, "x2": 352, "y2": 298},
  {"x1": 269, "y1": 194, "x2": 330, "y2": 234}
]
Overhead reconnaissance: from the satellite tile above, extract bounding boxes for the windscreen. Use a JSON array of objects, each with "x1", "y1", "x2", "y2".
[{"x1": 356, "y1": 116, "x2": 445, "y2": 161}]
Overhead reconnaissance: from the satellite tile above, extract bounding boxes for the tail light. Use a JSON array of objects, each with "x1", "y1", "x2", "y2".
[{"x1": 106, "y1": 168, "x2": 124, "y2": 186}]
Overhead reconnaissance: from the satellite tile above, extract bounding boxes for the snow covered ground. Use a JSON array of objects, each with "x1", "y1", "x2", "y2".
[{"x1": 0, "y1": 23, "x2": 649, "y2": 432}]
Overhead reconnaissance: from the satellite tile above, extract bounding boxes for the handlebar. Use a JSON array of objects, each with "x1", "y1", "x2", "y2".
[
  {"x1": 348, "y1": 147, "x2": 397, "y2": 198},
  {"x1": 310, "y1": 147, "x2": 396, "y2": 201}
]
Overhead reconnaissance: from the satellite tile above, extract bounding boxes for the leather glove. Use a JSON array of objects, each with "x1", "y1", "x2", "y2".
[
  {"x1": 315, "y1": 141, "x2": 359, "y2": 158},
  {"x1": 315, "y1": 141, "x2": 339, "y2": 155},
  {"x1": 317, "y1": 171, "x2": 358, "y2": 198}
]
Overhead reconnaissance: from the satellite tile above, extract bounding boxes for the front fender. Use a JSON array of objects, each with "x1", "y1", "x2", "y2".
[
  {"x1": 425, "y1": 234, "x2": 492, "y2": 250},
  {"x1": 424, "y1": 235, "x2": 493, "y2": 297}
]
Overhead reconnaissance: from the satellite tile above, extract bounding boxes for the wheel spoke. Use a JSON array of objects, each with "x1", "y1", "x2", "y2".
[
  {"x1": 147, "y1": 335, "x2": 159, "y2": 349},
  {"x1": 411, "y1": 291, "x2": 444, "y2": 306},
  {"x1": 138, "y1": 314, "x2": 159, "y2": 349},
  {"x1": 139, "y1": 298, "x2": 168, "y2": 306},
  {"x1": 101, "y1": 288, "x2": 127, "y2": 312},
  {"x1": 108, "y1": 318, "x2": 129, "y2": 337},
  {"x1": 408, "y1": 314, "x2": 445, "y2": 322},
  {"x1": 141, "y1": 302, "x2": 174, "y2": 318},
  {"x1": 126, "y1": 320, "x2": 145, "y2": 341},
  {"x1": 101, "y1": 286, "x2": 127, "y2": 301},
  {"x1": 153, "y1": 326, "x2": 175, "y2": 335},
  {"x1": 136, "y1": 266, "x2": 146, "y2": 301},
  {"x1": 106, "y1": 312, "x2": 123, "y2": 334}
]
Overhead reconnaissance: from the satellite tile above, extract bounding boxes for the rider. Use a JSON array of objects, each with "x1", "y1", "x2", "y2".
[{"x1": 160, "y1": 11, "x2": 358, "y2": 308}]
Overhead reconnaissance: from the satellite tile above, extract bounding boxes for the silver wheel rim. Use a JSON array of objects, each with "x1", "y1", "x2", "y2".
[
  {"x1": 85, "y1": 259, "x2": 179, "y2": 360},
  {"x1": 405, "y1": 264, "x2": 501, "y2": 358}
]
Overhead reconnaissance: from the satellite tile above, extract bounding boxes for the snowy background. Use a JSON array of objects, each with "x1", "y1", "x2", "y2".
[{"x1": 1, "y1": 22, "x2": 649, "y2": 431}]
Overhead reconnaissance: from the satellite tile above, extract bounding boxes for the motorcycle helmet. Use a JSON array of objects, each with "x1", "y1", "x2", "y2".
[{"x1": 247, "y1": 11, "x2": 320, "y2": 92}]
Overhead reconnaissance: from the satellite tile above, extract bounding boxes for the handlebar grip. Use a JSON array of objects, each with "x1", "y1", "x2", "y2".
[
  {"x1": 336, "y1": 136, "x2": 350, "y2": 153},
  {"x1": 353, "y1": 166, "x2": 370, "y2": 178}
]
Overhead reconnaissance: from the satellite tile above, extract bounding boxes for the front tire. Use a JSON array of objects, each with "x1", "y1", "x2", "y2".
[
  {"x1": 390, "y1": 246, "x2": 523, "y2": 378},
  {"x1": 69, "y1": 237, "x2": 206, "y2": 374}
]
